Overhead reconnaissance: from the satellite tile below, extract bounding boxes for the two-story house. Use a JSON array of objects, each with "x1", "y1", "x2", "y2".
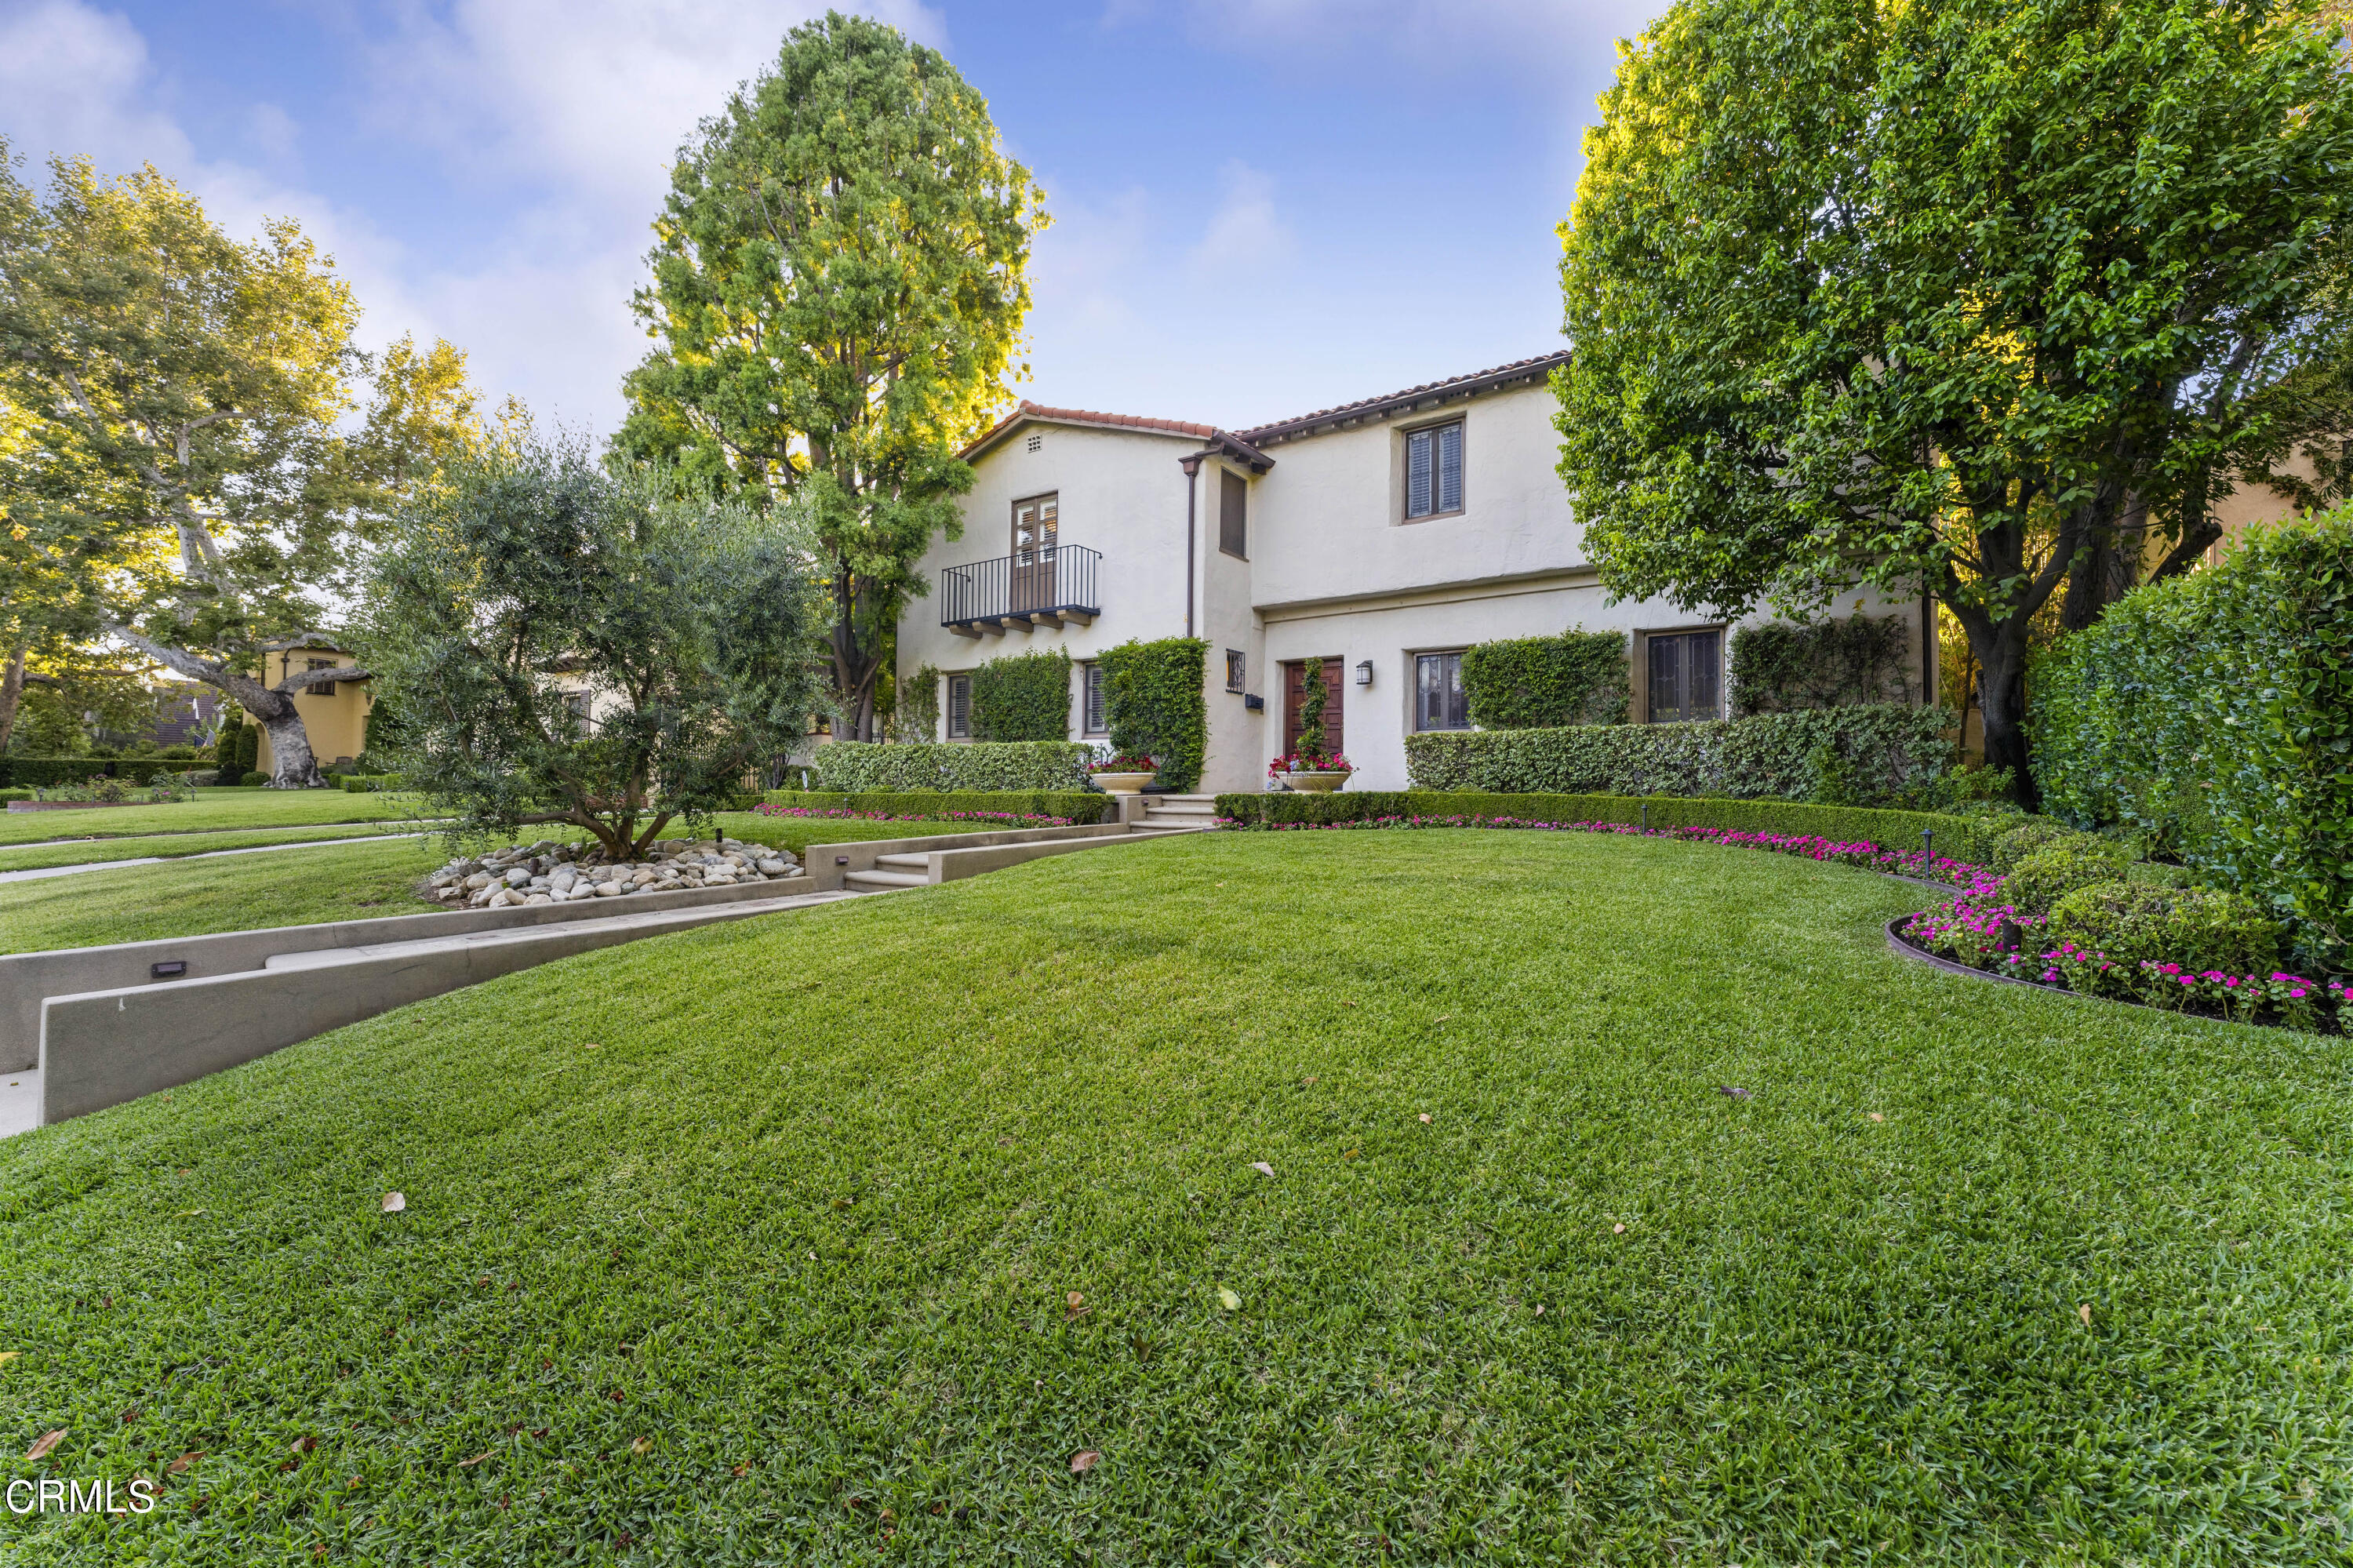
[{"x1": 895, "y1": 352, "x2": 1938, "y2": 793}]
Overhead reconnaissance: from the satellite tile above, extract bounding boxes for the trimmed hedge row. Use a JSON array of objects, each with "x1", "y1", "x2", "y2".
[
  {"x1": 813, "y1": 741, "x2": 1093, "y2": 792},
  {"x1": 969, "y1": 647, "x2": 1072, "y2": 741},
  {"x1": 339, "y1": 774, "x2": 403, "y2": 793},
  {"x1": 755, "y1": 788, "x2": 1117, "y2": 824},
  {"x1": 1403, "y1": 704, "x2": 1955, "y2": 801},
  {"x1": 2031, "y1": 505, "x2": 2352, "y2": 960},
  {"x1": 1461, "y1": 629, "x2": 1628, "y2": 728},
  {"x1": 1212, "y1": 788, "x2": 2006, "y2": 864},
  {"x1": 0, "y1": 757, "x2": 198, "y2": 787},
  {"x1": 1101, "y1": 637, "x2": 1208, "y2": 792}
]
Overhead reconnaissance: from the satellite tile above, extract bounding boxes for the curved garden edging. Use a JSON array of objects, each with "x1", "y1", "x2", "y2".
[{"x1": 1884, "y1": 915, "x2": 2097, "y2": 1001}]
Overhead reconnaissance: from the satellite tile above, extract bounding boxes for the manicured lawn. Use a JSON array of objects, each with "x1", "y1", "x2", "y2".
[
  {"x1": 0, "y1": 820, "x2": 988, "y2": 952},
  {"x1": 0, "y1": 823, "x2": 427, "y2": 875},
  {"x1": 0, "y1": 789, "x2": 432, "y2": 846},
  {"x1": 4, "y1": 830, "x2": 2347, "y2": 1562}
]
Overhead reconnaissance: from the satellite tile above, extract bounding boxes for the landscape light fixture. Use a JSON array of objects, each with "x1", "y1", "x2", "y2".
[{"x1": 1355, "y1": 660, "x2": 1373, "y2": 686}]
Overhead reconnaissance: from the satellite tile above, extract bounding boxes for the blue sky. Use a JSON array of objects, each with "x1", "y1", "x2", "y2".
[{"x1": 0, "y1": 0, "x2": 1667, "y2": 435}]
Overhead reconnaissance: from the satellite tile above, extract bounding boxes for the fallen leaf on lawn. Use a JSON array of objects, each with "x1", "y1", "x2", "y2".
[
  {"x1": 458, "y1": 1451, "x2": 492, "y2": 1468},
  {"x1": 0, "y1": 1352, "x2": 17, "y2": 1368},
  {"x1": 1613, "y1": 1223, "x2": 1627, "y2": 1235},
  {"x1": 1251, "y1": 1162, "x2": 1275, "y2": 1177},
  {"x1": 2078, "y1": 1304, "x2": 2093, "y2": 1327},
  {"x1": 25, "y1": 1429, "x2": 65, "y2": 1461},
  {"x1": 1070, "y1": 1450, "x2": 1101, "y2": 1475},
  {"x1": 380, "y1": 1192, "x2": 406, "y2": 1213},
  {"x1": 1868, "y1": 1112, "x2": 1885, "y2": 1122},
  {"x1": 1341, "y1": 1148, "x2": 1360, "y2": 1160},
  {"x1": 731, "y1": 1462, "x2": 751, "y2": 1478},
  {"x1": 291, "y1": 1435, "x2": 317, "y2": 1454},
  {"x1": 1301, "y1": 1076, "x2": 1318, "y2": 1085},
  {"x1": 1067, "y1": 1290, "x2": 1085, "y2": 1309},
  {"x1": 1717, "y1": 1086, "x2": 1751, "y2": 1100},
  {"x1": 1064, "y1": 1291, "x2": 1089, "y2": 1319},
  {"x1": 166, "y1": 1451, "x2": 201, "y2": 1475},
  {"x1": 1342, "y1": 1001, "x2": 1356, "y2": 1008},
  {"x1": 175, "y1": 1209, "x2": 205, "y2": 1217},
  {"x1": 1417, "y1": 1114, "x2": 1432, "y2": 1125},
  {"x1": 1534, "y1": 1304, "x2": 1546, "y2": 1316},
  {"x1": 1217, "y1": 1288, "x2": 1242, "y2": 1312},
  {"x1": 631, "y1": 1437, "x2": 652, "y2": 1456},
  {"x1": 1434, "y1": 1015, "x2": 1451, "y2": 1024}
]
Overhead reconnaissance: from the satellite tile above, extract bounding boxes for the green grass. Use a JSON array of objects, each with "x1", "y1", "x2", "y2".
[
  {"x1": 5, "y1": 831, "x2": 2348, "y2": 1561},
  {"x1": 0, "y1": 788, "x2": 434, "y2": 846},
  {"x1": 0, "y1": 823, "x2": 428, "y2": 874},
  {"x1": 0, "y1": 819, "x2": 984, "y2": 951}
]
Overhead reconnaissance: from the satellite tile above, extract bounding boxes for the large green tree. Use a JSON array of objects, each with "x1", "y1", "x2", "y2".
[
  {"x1": 1555, "y1": 0, "x2": 2353, "y2": 795},
  {"x1": 0, "y1": 148, "x2": 476, "y2": 784},
  {"x1": 616, "y1": 10, "x2": 1045, "y2": 740}
]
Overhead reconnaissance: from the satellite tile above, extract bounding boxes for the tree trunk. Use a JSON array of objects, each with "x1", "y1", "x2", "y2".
[
  {"x1": 100, "y1": 624, "x2": 344, "y2": 787},
  {"x1": 253, "y1": 694, "x2": 325, "y2": 788},
  {"x1": 0, "y1": 645, "x2": 25, "y2": 755},
  {"x1": 1972, "y1": 622, "x2": 2038, "y2": 810}
]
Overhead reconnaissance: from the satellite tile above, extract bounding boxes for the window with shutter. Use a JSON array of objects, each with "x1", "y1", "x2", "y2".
[
  {"x1": 947, "y1": 675, "x2": 973, "y2": 739},
  {"x1": 1219, "y1": 470, "x2": 1247, "y2": 558},
  {"x1": 1082, "y1": 664, "x2": 1106, "y2": 735},
  {"x1": 1645, "y1": 631, "x2": 1723, "y2": 723},
  {"x1": 1403, "y1": 421, "x2": 1464, "y2": 519}
]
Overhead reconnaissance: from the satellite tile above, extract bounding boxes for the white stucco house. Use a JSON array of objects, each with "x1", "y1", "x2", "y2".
[{"x1": 895, "y1": 351, "x2": 1938, "y2": 794}]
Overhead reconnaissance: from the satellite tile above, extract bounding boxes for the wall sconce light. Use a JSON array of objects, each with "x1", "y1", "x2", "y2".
[{"x1": 1355, "y1": 660, "x2": 1373, "y2": 686}]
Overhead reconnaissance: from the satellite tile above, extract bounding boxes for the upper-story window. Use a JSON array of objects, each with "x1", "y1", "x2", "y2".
[
  {"x1": 1219, "y1": 470, "x2": 1247, "y2": 558},
  {"x1": 1646, "y1": 630, "x2": 1722, "y2": 724},
  {"x1": 1013, "y1": 493, "x2": 1057, "y2": 558},
  {"x1": 304, "y1": 657, "x2": 338, "y2": 698},
  {"x1": 1404, "y1": 420, "x2": 1464, "y2": 520}
]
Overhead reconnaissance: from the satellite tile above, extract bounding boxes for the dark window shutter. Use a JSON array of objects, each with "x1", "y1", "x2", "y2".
[
  {"x1": 948, "y1": 675, "x2": 971, "y2": 738},
  {"x1": 1406, "y1": 430, "x2": 1432, "y2": 518},
  {"x1": 1436, "y1": 423, "x2": 1463, "y2": 512},
  {"x1": 1219, "y1": 471, "x2": 1247, "y2": 558},
  {"x1": 1689, "y1": 629, "x2": 1722, "y2": 719}
]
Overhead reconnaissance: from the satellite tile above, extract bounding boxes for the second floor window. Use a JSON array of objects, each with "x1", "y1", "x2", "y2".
[
  {"x1": 1417, "y1": 651, "x2": 1469, "y2": 730},
  {"x1": 1219, "y1": 470, "x2": 1247, "y2": 558},
  {"x1": 1405, "y1": 421, "x2": 1464, "y2": 519},
  {"x1": 947, "y1": 675, "x2": 973, "y2": 739}
]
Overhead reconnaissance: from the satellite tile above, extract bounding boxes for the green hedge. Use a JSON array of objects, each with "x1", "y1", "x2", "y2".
[
  {"x1": 214, "y1": 719, "x2": 259, "y2": 776},
  {"x1": 1729, "y1": 616, "x2": 1916, "y2": 715},
  {"x1": 813, "y1": 740, "x2": 1092, "y2": 792},
  {"x1": 756, "y1": 789, "x2": 1117, "y2": 824},
  {"x1": 1212, "y1": 789, "x2": 2004, "y2": 863},
  {"x1": 0, "y1": 757, "x2": 195, "y2": 788},
  {"x1": 969, "y1": 647, "x2": 1072, "y2": 741},
  {"x1": 0, "y1": 788, "x2": 31, "y2": 803},
  {"x1": 2031, "y1": 505, "x2": 2353, "y2": 962},
  {"x1": 1101, "y1": 637, "x2": 1208, "y2": 791},
  {"x1": 1404, "y1": 704, "x2": 1955, "y2": 802},
  {"x1": 339, "y1": 774, "x2": 403, "y2": 793},
  {"x1": 1462, "y1": 628, "x2": 1628, "y2": 728}
]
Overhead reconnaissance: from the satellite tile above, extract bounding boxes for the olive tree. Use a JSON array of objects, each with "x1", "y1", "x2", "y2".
[
  {"x1": 1555, "y1": 0, "x2": 2353, "y2": 795},
  {"x1": 357, "y1": 435, "x2": 827, "y2": 860}
]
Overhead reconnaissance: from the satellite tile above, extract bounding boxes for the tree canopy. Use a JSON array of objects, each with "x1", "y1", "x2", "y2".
[
  {"x1": 1555, "y1": 0, "x2": 2353, "y2": 793},
  {"x1": 358, "y1": 434, "x2": 828, "y2": 860},
  {"x1": 616, "y1": 10, "x2": 1046, "y2": 739}
]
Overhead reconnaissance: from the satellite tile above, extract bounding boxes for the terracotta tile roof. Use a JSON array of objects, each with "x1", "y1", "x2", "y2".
[
  {"x1": 962, "y1": 399, "x2": 1220, "y2": 459},
  {"x1": 1235, "y1": 351, "x2": 1571, "y2": 444}
]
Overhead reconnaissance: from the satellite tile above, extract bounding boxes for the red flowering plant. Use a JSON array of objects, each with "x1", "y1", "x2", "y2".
[
  {"x1": 1267, "y1": 751, "x2": 1355, "y2": 779},
  {"x1": 1088, "y1": 754, "x2": 1157, "y2": 775}
]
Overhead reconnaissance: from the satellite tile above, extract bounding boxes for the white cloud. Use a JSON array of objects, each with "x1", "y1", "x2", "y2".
[
  {"x1": 1185, "y1": 162, "x2": 1293, "y2": 278},
  {"x1": 1147, "y1": 0, "x2": 1663, "y2": 75},
  {"x1": 0, "y1": 0, "x2": 191, "y2": 173}
]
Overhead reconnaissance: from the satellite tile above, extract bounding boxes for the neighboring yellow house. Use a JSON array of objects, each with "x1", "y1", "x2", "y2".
[{"x1": 245, "y1": 642, "x2": 373, "y2": 774}]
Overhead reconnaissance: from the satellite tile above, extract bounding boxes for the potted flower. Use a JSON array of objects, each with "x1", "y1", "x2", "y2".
[
  {"x1": 1271, "y1": 655, "x2": 1353, "y2": 791},
  {"x1": 1089, "y1": 753, "x2": 1158, "y2": 795},
  {"x1": 1268, "y1": 750, "x2": 1354, "y2": 792}
]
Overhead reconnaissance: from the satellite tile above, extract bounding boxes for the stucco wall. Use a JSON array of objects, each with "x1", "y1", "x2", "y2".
[{"x1": 250, "y1": 649, "x2": 372, "y2": 773}]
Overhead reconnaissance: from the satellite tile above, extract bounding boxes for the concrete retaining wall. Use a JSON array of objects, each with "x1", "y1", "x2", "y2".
[
  {"x1": 36, "y1": 890, "x2": 853, "y2": 1126},
  {"x1": 806, "y1": 824, "x2": 1132, "y2": 890},
  {"x1": 0, "y1": 874, "x2": 812, "y2": 1072}
]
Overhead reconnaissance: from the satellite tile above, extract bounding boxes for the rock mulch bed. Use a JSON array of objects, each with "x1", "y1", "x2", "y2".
[{"x1": 427, "y1": 837, "x2": 802, "y2": 909}]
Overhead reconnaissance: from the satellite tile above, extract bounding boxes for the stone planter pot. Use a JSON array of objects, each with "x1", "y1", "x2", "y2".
[
  {"x1": 1092, "y1": 772, "x2": 1156, "y2": 795},
  {"x1": 1279, "y1": 770, "x2": 1352, "y2": 793}
]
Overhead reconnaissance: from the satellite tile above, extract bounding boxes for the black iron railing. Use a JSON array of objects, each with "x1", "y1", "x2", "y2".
[{"x1": 939, "y1": 544, "x2": 1101, "y2": 628}]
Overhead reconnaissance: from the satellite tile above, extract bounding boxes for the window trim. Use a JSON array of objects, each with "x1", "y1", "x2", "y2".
[
  {"x1": 1642, "y1": 627, "x2": 1726, "y2": 725},
  {"x1": 1081, "y1": 662, "x2": 1107, "y2": 737},
  {"x1": 1400, "y1": 417, "x2": 1466, "y2": 522},
  {"x1": 1413, "y1": 649, "x2": 1471, "y2": 732},
  {"x1": 1224, "y1": 649, "x2": 1246, "y2": 694}
]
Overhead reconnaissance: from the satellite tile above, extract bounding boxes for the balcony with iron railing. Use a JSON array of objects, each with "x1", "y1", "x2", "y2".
[{"x1": 939, "y1": 544, "x2": 1101, "y2": 635}]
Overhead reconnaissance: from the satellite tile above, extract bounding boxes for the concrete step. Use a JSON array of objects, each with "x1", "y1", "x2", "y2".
[
  {"x1": 845, "y1": 868, "x2": 929, "y2": 891},
  {"x1": 874, "y1": 853, "x2": 933, "y2": 870}
]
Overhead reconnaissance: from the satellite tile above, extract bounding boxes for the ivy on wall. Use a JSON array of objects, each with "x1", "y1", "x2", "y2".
[
  {"x1": 969, "y1": 647, "x2": 1071, "y2": 741},
  {"x1": 1100, "y1": 637, "x2": 1208, "y2": 791},
  {"x1": 1460, "y1": 629, "x2": 1629, "y2": 728},
  {"x1": 1729, "y1": 616, "x2": 1915, "y2": 715}
]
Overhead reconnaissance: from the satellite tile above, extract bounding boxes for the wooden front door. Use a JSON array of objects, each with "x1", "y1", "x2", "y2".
[
  {"x1": 1010, "y1": 493, "x2": 1058, "y2": 613},
  {"x1": 1282, "y1": 658, "x2": 1346, "y2": 759}
]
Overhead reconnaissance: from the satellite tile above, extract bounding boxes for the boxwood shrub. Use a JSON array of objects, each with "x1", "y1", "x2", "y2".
[
  {"x1": 813, "y1": 741, "x2": 1092, "y2": 793},
  {"x1": 2001, "y1": 836, "x2": 2132, "y2": 915},
  {"x1": 1101, "y1": 637, "x2": 1208, "y2": 791},
  {"x1": 1460, "y1": 629, "x2": 1627, "y2": 728},
  {"x1": 1213, "y1": 788, "x2": 2005, "y2": 864},
  {"x1": 2031, "y1": 504, "x2": 2353, "y2": 959},
  {"x1": 0, "y1": 757, "x2": 193, "y2": 788},
  {"x1": 2046, "y1": 881, "x2": 2286, "y2": 1002},
  {"x1": 756, "y1": 788, "x2": 1116, "y2": 824},
  {"x1": 969, "y1": 647, "x2": 1072, "y2": 741},
  {"x1": 1404, "y1": 704, "x2": 1955, "y2": 802}
]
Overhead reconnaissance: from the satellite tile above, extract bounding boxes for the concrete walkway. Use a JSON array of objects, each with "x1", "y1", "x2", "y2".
[{"x1": 0, "y1": 831, "x2": 431, "y2": 884}]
